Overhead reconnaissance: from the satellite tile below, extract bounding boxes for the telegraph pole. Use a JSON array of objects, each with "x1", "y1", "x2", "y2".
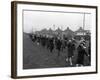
[{"x1": 83, "y1": 13, "x2": 85, "y2": 35}]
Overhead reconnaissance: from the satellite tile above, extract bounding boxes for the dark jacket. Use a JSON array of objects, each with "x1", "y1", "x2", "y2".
[
  {"x1": 67, "y1": 41, "x2": 75, "y2": 57},
  {"x1": 77, "y1": 44, "x2": 87, "y2": 65}
]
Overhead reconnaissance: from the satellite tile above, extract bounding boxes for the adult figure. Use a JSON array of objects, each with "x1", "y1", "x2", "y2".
[
  {"x1": 49, "y1": 38, "x2": 54, "y2": 53},
  {"x1": 55, "y1": 37, "x2": 62, "y2": 57},
  {"x1": 76, "y1": 42, "x2": 88, "y2": 66},
  {"x1": 67, "y1": 40, "x2": 75, "y2": 65}
]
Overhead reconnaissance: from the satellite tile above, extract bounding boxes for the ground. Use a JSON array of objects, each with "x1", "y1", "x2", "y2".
[{"x1": 23, "y1": 33, "x2": 90, "y2": 69}]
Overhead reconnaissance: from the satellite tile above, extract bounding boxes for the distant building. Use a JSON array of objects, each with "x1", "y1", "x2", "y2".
[
  {"x1": 48, "y1": 28, "x2": 53, "y2": 34},
  {"x1": 35, "y1": 28, "x2": 48, "y2": 35},
  {"x1": 62, "y1": 27, "x2": 75, "y2": 39},
  {"x1": 63, "y1": 27, "x2": 75, "y2": 35},
  {"x1": 75, "y1": 27, "x2": 90, "y2": 36},
  {"x1": 55, "y1": 27, "x2": 62, "y2": 35},
  {"x1": 74, "y1": 27, "x2": 91, "y2": 40},
  {"x1": 34, "y1": 26, "x2": 90, "y2": 40}
]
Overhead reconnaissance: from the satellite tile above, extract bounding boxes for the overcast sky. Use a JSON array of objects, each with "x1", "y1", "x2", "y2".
[{"x1": 23, "y1": 10, "x2": 91, "y2": 33}]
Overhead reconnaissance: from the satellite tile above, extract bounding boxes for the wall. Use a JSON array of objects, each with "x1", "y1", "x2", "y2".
[{"x1": 0, "y1": 0, "x2": 99, "y2": 80}]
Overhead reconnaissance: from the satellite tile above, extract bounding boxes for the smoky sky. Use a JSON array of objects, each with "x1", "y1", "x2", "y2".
[{"x1": 23, "y1": 10, "x2": 91, "y2": 33}]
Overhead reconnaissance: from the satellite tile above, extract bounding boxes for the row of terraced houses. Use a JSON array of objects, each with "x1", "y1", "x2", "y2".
[{"x1": 33, "y1": 27, "x2": 90, "y2": 40}]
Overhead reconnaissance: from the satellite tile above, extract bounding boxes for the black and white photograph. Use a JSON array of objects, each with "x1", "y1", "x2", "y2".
[
  {"x1": 11, "y1": 1, "x2": 97, "y2": 78},
  {"x1": 23, "y1": 10, "x2": 91, "y2": 69}
]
